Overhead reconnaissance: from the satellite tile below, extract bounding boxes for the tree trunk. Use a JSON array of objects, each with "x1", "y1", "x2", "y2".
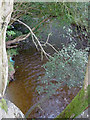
[
  {"x1": 0, "y1": 0, "x2": 13, "y2": 97},
  {"x1": 84, "y1": 55, "x2": 90, "y2": 91}
]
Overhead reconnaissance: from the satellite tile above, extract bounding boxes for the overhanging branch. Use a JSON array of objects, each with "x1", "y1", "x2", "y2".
[{"x1": 6, "y1": 17, "x2": 49, "y2": 48}]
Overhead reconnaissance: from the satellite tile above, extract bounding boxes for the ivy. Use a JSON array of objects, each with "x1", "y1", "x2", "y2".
[
  {"x1": 7, "y1": 30, "x2": 16, "y2": 36},
  {"x1": 36, "y1": 42, "x2": 88, "y2": 94}
]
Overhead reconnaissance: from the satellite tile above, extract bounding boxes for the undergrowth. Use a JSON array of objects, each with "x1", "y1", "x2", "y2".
[
  {"x1": 7, "y1": 48, "x2": 18, "y2": 84},
  {"x1": 36, "y1": 42, "x2": 89, "y2": 94}
]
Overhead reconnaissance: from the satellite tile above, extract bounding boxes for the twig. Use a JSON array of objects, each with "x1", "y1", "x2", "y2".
[
  {"x1": 43, "y1": 33, "x2": 52, "y2": 46},
  {"x1": 37, "y1": 105, "x2": 44, "y2": 112},
  {"x1": 31, "y1": 34, "x2": 39, "y2": 50},
  {"x1": 6, "y1": 45, "x2": 17, "y2": 49},
  {"x1": 41, "y1": 40, "x2": 59, "y2": 54}
]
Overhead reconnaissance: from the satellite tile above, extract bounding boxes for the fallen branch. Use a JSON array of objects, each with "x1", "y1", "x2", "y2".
[
  {"x1": 6, "y1": 17, "x2": 49, "y2": 47},
  {"x1": 20, "y1": 20, "x2": 52, "y2": 58},
  {"x1": 10, "y1": 18, "x2": 53, "y2": 59},
  {"x1": 7, "y1": 17, "x2": 59, "y2": 60},
  {"x1": 6, "y1": 45, "x2": 18, "y2": 49},
  {"x1": 6, "y1": 33, "x2": 30, "y2": 47}
]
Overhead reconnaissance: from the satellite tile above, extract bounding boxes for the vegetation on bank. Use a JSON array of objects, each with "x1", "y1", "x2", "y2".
[
  {"x1": 7, "y1": 48, "x2": 18, "y2": 83},
  {"x1": 56, "y1": 54, "x2": 90, "y2": 118},
  {"x1": 36, "y1": 42, "x2": 89, "y2": 94},
  {"x1": 6, "y1": 24, "x2": 20, "y2": 84}
]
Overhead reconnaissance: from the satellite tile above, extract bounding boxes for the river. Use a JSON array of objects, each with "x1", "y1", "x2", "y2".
[
  {"x1": 5, "y1": 20, "x2": 84, "y2": 118},
  {"x1": 5, "y1": 46, "x2": 80, "y2": 118}
]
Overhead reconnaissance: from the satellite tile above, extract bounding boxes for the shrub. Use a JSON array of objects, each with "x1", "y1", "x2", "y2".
[{"x1": 36, "y1": 43, "x2": 88, "y2": 94}]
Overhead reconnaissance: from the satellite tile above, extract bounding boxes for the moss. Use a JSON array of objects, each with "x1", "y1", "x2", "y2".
[
  {"x1": 55, "y1": 85, "x2": 89, "y2": 119},
  {"x1": 0, "y1": 98, "x2": 8, "y2": 113}
]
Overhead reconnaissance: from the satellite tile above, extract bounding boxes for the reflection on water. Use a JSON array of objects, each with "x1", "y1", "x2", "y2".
[
  {"x1": 6, "y1": 47, "x2": 47, "y2": 114},
  {"x1": 5, "y1": 47, "x2": 80, "y2": 118}
]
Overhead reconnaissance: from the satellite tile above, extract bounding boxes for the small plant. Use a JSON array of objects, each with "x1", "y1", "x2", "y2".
[
  {"x1": 6, "y1": 25, "x2": 22, "y2": 41},
  {"x1": 0, "y1": 98, "x2": 8, "y2": 112},
  {"x1": 36, "y1": 42, "x2": 88, "y2": 94},
  {"x1": 7, "y1": 48, "x2": 18, "y2": 57},
  {"x1": 7, "y1": 30, "x2": 16, "y2": 36},
  {"x1": 7, "y1": 48, "x2": 18, "y2": 84}
]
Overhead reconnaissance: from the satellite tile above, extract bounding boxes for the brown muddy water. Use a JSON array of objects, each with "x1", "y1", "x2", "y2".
[{"x1": 5, "y1": 46, "x2": 80, "y2": 118}]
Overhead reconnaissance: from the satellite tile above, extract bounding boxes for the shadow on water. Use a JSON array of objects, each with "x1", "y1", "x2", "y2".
[
  {"x1": 5, "y1": 46, "x2": 80, "y2": 118},
  {"x1": 6, "y1": 46, "x2": 47, "y2": 112}
]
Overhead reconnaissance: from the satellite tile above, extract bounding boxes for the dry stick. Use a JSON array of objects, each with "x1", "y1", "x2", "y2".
[
  {"x1": 40, "y1": 33, "x2": 59, "y2": 58},
  {"x1": 40, "y1": 33, "x2": 52, "y2": 60},
  {"x1": 43, "y1": 33, "x2": 52, "y2": 46},
  {"x1": 37, "y1": 105, "x2": 44, "y2": 112},
  {"x1": 31, "y1": 34, "x2": 39, "y2": 50},
  {"x1": 46, "y1": 42, "x2": 59, "y2": 53},
  {"x1": 41, "y1": 40, "x2": 59, "y2": 54},
  {"x1": 7, "y1": 45, "x2": 18, "y2": 49}
]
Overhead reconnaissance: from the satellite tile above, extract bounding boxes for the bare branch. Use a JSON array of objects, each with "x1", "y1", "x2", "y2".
[
  {"x1": 31, "y1": 34, "x2": 39, "y2": 50},
  {"x1": 6, "y1": 33, "x2": 30, "y2": 47},
  {"x1": 6, "y1": 17, "x2": 49, "y2": 47},
  {"x1": 40, "y1": 33, "x2": 59, "y2": 54},
  {"x1": 43, "y1": 33, "x2": 52, "y2": 46},
  {"x1": 11, "y1": 18, "x2": 53, "y2": 59}
]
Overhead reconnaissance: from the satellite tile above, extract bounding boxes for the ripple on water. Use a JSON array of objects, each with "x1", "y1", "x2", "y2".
[{"x1": 5, "y1": 48, "x2": 81, "y2": 118}]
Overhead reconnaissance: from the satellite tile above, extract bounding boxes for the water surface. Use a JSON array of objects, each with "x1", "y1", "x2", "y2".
[{"x1": 5, "y1": 46, "x2": 80, "y2": 118}]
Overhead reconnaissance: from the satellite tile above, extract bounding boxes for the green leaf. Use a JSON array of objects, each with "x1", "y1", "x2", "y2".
[
  {"x1": 16, "y1": 66, "x2": 19, "y2": 68},
  {"x1": 7, "y1": 25, "x2": 11, "y2": 29},
  {"x1": 0, "y1": 98, "x2": 8, "y2": 112}
]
